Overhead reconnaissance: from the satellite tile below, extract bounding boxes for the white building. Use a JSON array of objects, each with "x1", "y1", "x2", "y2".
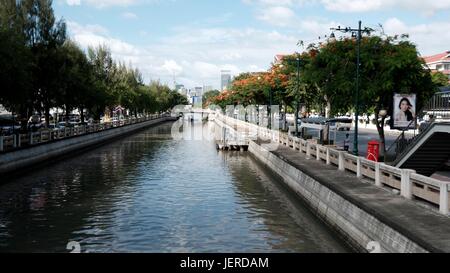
[
  {"x1": 221, "y1": 70, "x2": 232, "y2": 91},
  {"x1": 424, "y1": 51, "x2": 450, "y2": 84},
  {"x1": 0, "y1": 105, "x2": 10, "y2": 116},
  {"x1": 203, "y1": 85, "x2": 214, "y2": 93}
]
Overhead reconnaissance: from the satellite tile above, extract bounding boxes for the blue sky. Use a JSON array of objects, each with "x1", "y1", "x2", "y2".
[{"x1": 54, "y1": 0, "x2": 450, "y2": 89}]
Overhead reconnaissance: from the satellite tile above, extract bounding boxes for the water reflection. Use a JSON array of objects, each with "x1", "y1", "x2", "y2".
[{"x1": 0, "y1": 122, "x2": 348, "y2": 253}]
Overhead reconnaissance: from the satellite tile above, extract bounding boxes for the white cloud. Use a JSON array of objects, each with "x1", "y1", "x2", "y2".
[
  {"x1": 243, "y1": 0, "x2": 298, "y2": 6},
  {"x1": 298, "y1": 18, "x2": 340, "y2": 37},
  {"x1": 244, "y1": 0, "x2": 450, "y2": 16},
  {"x1": 321, "y1": 0, "x2": 450, "y2": 15},
  {"x1": 383, "y1": 17, "x2": 450, "y2": 56},
  {"x1": 256, "y1": 6, "x2": 296, "y2": 27},
  {"x1": 122, "y1": 12, "x2": 138, "y2": 20},
  {"x1": 67, "y1": 21, "x2": 140, "y2": 58},
  {"x1": 66, "y1": 0, "x2": 81, "y2": 6},
  {"x1": 67, "y1": 20, "x2": 304, "y2": 88},
  {"x1": 65, "y1": 0, "x2": 140, "y2": 8},
  {"x1": 320, "y1": 0, "x2": 384, "y2": 13},
  {"x1": 161, "y1": 60, "x2": 183, "y2": 75},
  {"x1": 67, "y1": 22, "x2": 109, "y2": 36}
]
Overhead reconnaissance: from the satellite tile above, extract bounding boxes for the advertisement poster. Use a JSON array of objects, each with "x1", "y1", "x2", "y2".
[{"x1": 393, "y1": 93, "x2": 417, "y2": 129}]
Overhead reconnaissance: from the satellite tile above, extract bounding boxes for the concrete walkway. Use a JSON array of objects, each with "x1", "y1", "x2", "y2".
[{"x1": 271, "y1": 144, "x2": 450, "y2": 253}]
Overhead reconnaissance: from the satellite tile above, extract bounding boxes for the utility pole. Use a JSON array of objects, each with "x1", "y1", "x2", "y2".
[
  {"x1": 295, "y1": 57, "x2": 301, "y2": 137},
  {"x1": 330, "y1": 21, "x2": 374, "y2": 156},
  {"x1": 269, "y1": 88, "x2": 273, "y2": 129}
]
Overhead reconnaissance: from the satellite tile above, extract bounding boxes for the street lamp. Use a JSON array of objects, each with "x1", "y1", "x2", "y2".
[
  {"x1": 258, "y1": 76, "x2": 272, "y2": 129},
  {"x1": 295, "y1": 57, "x2": 301, "y2": 137},
  {"x1": 330, "y1": 21, "x2": 374, "y2": 156},
  {"x1": 329, "y1": 32, "x2": 336, "y2": 42},
  {"x1": 269, "y1": 86, "x2": 273, "y2": 130}
]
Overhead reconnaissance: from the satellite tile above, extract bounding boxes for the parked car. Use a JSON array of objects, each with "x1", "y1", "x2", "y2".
[
  {"x1": 0, "y1": 125, "x2": 21, "y2": 135},
  {"x1": 328, "y1": 117, "x2": 353, "y2": 131}
]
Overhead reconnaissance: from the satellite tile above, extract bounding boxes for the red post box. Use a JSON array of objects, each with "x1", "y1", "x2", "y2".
[{"x1": 367, "y1": 140, "x2": 380, "y2": 162}]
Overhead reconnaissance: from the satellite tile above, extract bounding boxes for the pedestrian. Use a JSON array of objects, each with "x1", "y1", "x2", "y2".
[{"x1": 344, "y1": 133, "x2": 350, "y2": 151}]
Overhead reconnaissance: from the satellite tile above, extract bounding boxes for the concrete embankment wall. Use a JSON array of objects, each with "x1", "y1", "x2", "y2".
[
  {"x1": 248, "y1": 140, "x2": 429, "y2": 253},
  {"x1": 0, "y1": 117, "x2": 175, "y2": 177}
]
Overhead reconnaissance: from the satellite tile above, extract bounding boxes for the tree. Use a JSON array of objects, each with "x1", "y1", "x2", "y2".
[
  {"x1": 1, "y1": 0, "x2": 170, "y2": 127},
  {"x1": 202, "y1": 90, "x2": 220, "y2": 107},
  {"x1": 169, "y1": 91, "x2": 188, "y2": 108},
  {"x1": 432, "y1": 72, "x2": 449, "y2": 87},
  {"x1": 24, "y1": 0, "x2": 67, "y2": 126},
  {"x1": 0, "y1": 1, "x2": 33, "y2": 129},
  {"x1": 56, "y1": 40, "x2": 94, "y2": 123},
  {"x1": 87, "y1": 45, "x2": 116, "y2": 119},
  {"x1": 0, "y1": 24, "x2": 32, "y2": 121},
  {"x1": 303, "y1": 35, "x2": 436, "y2": 156}
]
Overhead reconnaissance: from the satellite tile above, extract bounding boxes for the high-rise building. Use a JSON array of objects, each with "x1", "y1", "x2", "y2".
[
  {"x1": 0, "y1": 104, "x2": 10, "y2": 115},
  {"x1": 194, "y1": 86, "x2": 203, "y2": 97},
  {"x1": 175, "y1": 84, "x2": 188, "y2": 96},
  {"x1": 221, "y1": 70, "x2": 232, "y2": 91},
  {"x1": 203, "y1": 85, "x2": 214, "y2": 93}
]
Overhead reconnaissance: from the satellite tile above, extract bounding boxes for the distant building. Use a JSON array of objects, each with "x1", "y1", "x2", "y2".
[
  {"x1": 203, "y1": 85, "x2": 214, "y2": 93},
  {"x1": 175, "y1": 84, "x2": 188, "y2": 96},
  {"x1": 192, "y1": 96, "x2": 202, "y2": 107},
  {"x1": 194, "y1": 86, "x2": 203, "y2": 97},
  {"x1": 0, "y1": 105, "x2": 10, "y2": 115},
  {"x1": 221, "y1": 70, "x2": 232, "y2": 91},
  {"x1": 424, "y1": 51, "x2": 450, "y2": 84},
  {"x1": 274, "y1": 54, "x2": 286, "y2": 65}
]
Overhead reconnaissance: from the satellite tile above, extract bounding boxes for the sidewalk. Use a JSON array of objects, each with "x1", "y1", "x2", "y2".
[
  {"x1": 269, "y1": 144, "x2": 450, "y2": 252},
  {"x1": 357, "y1": 123, "x2": 416, "y2": 137}
]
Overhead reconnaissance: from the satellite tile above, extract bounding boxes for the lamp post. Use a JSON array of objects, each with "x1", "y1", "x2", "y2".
[
  {"x1": 258, "y1": 76, "x2": 272, "y2": 129},
  {"x1": 269, "y1": 87, "x2": 273, "y2": 130},
  {"x1": 330, "y1": 21, "x2": 374, "y2": 156},
  {"x1": 295, "y1": 57, "x2": 301, "y2": 137}
]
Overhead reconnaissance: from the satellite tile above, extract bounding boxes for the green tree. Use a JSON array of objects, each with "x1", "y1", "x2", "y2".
[
  {"x1": 1, "y1": 0, "x2": 167, "y2": 127},
  {"x1": 169, "y1": 90, "x2": 188, "y2": 108},
  {"x1": 202, "y1": 90, "x2": 220, "y2": 107},
  {"x1": 56, "y1": 40, "x2": 94, "y2": 123},
  {"x1": 432, "y1": 72, "x2": 449, "y2": 87},
  {"x1": 303, "y1": 36, "x2": 436, "y2": 156},
  {"x1": 0, "y1": 25, "x2": 32, "y2": 122},
  {"x1": 0, "y1": 0, "x2": 34, "y2": 128},
  {"x1": 87, "y1": 45, "x2": 116, "y2": 119},
  {"x1": 25, "y1": 0, "x2": 67, "y2": 126}
]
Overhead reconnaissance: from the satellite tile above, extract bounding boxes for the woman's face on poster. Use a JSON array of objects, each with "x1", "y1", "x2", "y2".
[{"x1": 400, "y1": 100, "x2": 410, "y2": 112}]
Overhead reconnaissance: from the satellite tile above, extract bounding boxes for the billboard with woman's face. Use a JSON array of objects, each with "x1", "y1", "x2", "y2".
[{"x1": 393, "y1": 94, "x2": 416, "y2": 129}]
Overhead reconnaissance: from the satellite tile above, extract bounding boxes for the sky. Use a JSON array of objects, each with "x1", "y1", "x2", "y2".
[{"x1": 54, "y1": 0, "x2": 450, "y2": 89}]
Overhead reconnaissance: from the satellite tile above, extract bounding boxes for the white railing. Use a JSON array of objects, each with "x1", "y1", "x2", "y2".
[
  {"x1": 0, "y1": 114, "x2": 168, "y2": 153},
  {"x1": 221, "y1": 113, "x2": 450, "y2": 216}
]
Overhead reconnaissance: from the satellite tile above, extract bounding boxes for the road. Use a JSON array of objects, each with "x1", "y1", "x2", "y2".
[{"x1": 304, "y1": 127, "x2": 399, "y2": 157}]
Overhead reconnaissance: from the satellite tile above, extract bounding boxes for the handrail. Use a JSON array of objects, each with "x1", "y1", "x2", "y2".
[
  {"x1": 387, "y1": 91, "x2": 450, "y2": 162},
  {"x1": 219, "y1": 113, "x2": 450, "y2": 216},
  {"x1": 390, "y1": 121, "x2": 440, "y2": 166},
  {"x1": 0, "y1": 113, "x2": 169, "y2": 153},
  {"x1": 385, "y1": 118, "x2": 416, "y2": 155}
]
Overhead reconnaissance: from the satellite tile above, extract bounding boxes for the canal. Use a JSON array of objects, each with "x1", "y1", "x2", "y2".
[{"x1": 0, "y1": 121, "x2": 349, "y2": 253}]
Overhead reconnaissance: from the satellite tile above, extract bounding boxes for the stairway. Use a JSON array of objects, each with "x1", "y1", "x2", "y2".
[
  {"x1": 394, "y1": 123, "x2": 450, "y2": 176},
  {"x1": 397, "y1": 132, "x2": 450, "y2": 176}
]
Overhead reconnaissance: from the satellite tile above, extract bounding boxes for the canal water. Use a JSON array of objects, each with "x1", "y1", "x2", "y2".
[{"x1": 0, "y1": 121, "x2": 349, "y2": 253}]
